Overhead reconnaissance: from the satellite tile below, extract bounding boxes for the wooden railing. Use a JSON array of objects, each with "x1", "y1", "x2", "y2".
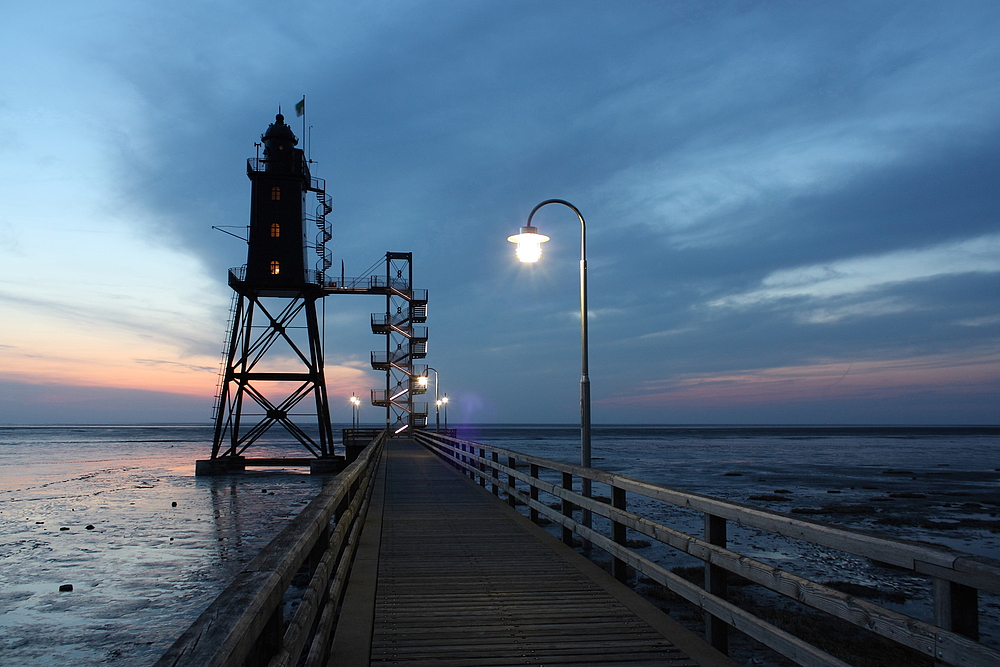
[
  {"x1": 415, "y1": 430, "x2": 1000, "y2": 667},
  {"x1": 155, "y1": 430, "x2": 387, "y2": 667}
]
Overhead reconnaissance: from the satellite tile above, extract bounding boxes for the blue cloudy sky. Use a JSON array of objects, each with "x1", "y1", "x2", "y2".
[{"x1": 1, "y1": 1, "x2": 998, "y2": 424}]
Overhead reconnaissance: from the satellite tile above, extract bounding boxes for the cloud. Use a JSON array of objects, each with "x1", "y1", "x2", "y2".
[
  {"x1": 601, "y1": 351, "x2": 1000, "y2": 409},
  {"x1": 709, "y1": 233, "x2": 1000, "y2": 314},
  {"x1": 3, "y1": 2, "x2": 1000, "y2": 424},
  {"x1": 134, "y1": 358, "x2": 216, "y2": 374}
]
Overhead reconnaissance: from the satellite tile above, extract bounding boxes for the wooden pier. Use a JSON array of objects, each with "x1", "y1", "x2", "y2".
[
  {"x1": 157, "y1": 431, "x2": 1000, "y2": 667},
  {"x1": 328, "y1": 440, "x2": 728, "y2": 666}
]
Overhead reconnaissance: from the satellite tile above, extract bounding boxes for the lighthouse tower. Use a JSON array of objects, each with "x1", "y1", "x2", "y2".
[{"x1": 199, "y1": 114, "x2": 337, "y2": 475}]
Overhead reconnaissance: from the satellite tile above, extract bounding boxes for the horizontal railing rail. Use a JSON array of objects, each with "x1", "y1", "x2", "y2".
[
  {"x1": 415, "y1": 431, "x2": 1000, "y2": 667},
  {"x1": 155, "y1": 430, "x2": 387, "y2": 667},
  {"x1": 320, "y1": 275, "x2": 377, "y2": 290},
  {"x1": 247, "y1": 157, "x2": 310, "y2": 177}
]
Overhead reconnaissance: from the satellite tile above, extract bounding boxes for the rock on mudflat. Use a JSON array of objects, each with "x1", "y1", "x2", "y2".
[{"x1": 59, "y1": 584, "x2": 73, "y2": 592}]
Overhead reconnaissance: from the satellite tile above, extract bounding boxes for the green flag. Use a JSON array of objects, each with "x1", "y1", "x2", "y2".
[{"x1": 295, "y1": 97, "x2": 305, "y2": 117}]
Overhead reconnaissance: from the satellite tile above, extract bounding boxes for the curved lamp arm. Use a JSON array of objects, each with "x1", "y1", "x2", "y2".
[{"x1": 511, "y1": 199, "x2": 591, "y2": 473}]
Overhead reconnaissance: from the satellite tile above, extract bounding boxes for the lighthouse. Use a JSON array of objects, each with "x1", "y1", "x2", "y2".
[{"x1": 199, "y1": 114, "x2": 337, "y2": 475}]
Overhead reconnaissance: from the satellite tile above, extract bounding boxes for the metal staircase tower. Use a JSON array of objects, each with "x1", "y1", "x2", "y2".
[{"x1": 369, "y1": 252, "x2": 429, "y2": 434}]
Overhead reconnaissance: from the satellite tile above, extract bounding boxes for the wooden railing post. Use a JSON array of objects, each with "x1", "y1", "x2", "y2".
[
  {"x1": 529, "y1": 464, "x2": 539, "y2": 523},
  {"x1": 491, "y1": 451, "x2": 500, "y2": 496},
  {"x1": 246, "y1": 605, "x2": 283, "y2": 667},
  {"x1": 506, "y1": 456, "x2": 516, "y2": 507},
  {"x1": 479, "y1": 447, "x2": 487, "y2": 487},
  {"x1": 309, "y1": 524, "x2": 330, "y2": 571},
  {"x1": 612, "y1": 485, "x2": 628, "y2": 582},
  {"x1": 705, "y1": 513, "x2": 729, "y2": 654},
  {"x1": 561, "y1": 472, "x2": 574, "y2": 546},
  {"x1": 934, "y1": 578, "x2": 979, "y2": 641}
]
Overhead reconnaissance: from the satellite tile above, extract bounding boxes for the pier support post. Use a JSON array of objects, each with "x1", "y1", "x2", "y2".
[
  {"x1": 246, "y1": 605, "x2": 283, "y2": 667},
  {"x1": 612, "y1": 486, "x2": 629, "y2": 582},
  {"x1": 507, "y1": 456, "x2": 517, "y2": 507},
  {"x1": 491, "y1": 451, "x2": 500, "y2": 496},
  {"x1": 195, "y1": 457, "x2": 245, "y2": 476},
  {"x1": 561, "y1": 472, "x2": 574, "y2": 546},
  {"x1": 529, "y1": 464, "x2": 539, "y2": 523},
  {"x1": 704, "y1": 513, "x2": 729, "y2": 655},
  {"x1": 934, "y1": 578, "x2": 979, "y2": 641},
  {"x1": 479, "y1": 447, "x2": 487, "y2": 487}
]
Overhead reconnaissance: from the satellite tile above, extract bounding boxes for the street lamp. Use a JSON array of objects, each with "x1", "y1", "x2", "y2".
[
  {"x1": 439, "y1": 395, "x2": 449, "y2": 429},
  {"x1": 508, "y1": 199, "x2": 592, "y2": 518},
  {"x1": 349, "y1": 393, "x2": 361, "y2": 429}
]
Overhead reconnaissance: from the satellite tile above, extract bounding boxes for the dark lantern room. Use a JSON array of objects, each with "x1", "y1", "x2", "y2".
[{"x1": 245, "y1": 113, "x2": 311, "y2": 290}]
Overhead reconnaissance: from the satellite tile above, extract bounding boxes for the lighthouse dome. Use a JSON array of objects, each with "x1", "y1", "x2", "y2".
[{"x1": 262, "y1": 113, "x2": 298, "y2": 145}]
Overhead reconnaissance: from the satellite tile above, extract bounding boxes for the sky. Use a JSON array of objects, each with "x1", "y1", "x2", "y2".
[{"x1": 1, "y1": 1, "x2": 998, "y2": 425}]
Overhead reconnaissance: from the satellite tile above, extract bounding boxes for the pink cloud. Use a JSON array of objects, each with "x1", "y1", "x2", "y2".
[{"x1": 599, "y1": 352, "x2": 1000, "y2": 408}]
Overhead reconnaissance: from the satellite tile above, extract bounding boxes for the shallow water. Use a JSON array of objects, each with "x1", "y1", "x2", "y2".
[
  {"x1": 1, "y1": 424, "x2": 998, "y2": 665},
  {"x1": 0, "y1": 425, "x2": 329, "y2": 666}
]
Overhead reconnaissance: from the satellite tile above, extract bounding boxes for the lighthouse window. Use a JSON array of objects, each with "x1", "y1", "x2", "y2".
[
  {"x1": 270, "y1": 261, "x2": 280, "y2": 275},
  {"x1": 270, "y1": 223, "x2": 281, "y2": 238},
  {"x1": 271, "y1": 186, "x2": 281, "y2": 201}
]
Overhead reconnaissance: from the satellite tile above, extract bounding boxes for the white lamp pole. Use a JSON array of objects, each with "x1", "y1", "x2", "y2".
[
  {"x1": 349, "y1": 394, "x2": 361, "y2": 429},
  {"x1": 425, "y1": 367, "x2": 441, "y2": 431},
  {"x1": 508, "y1": 199, "x2": 592, "y2": 518}
]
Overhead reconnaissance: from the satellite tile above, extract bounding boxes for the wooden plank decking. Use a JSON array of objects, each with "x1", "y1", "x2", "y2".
[{"x1": 330, "y1": 440, "x2": 733, "y2": 667}]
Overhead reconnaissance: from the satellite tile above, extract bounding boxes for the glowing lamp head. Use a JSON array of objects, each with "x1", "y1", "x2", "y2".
[
  {"x1": 441, "y1": 396, "x2": 449, "y2": 404},
  {"x1": 349, "y1": 395, "x2": 361, "y2": 406},
  {"x1": 507, "y1": 225, "x2": 549, "y2": 263},
  {"x1": 417, "y1": 375, "x2": 429, "y2": 388}
]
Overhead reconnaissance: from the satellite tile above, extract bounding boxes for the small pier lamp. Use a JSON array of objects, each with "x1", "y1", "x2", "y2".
[
  {"x1": 507, "y1": 225, "x2": 550, "y2": 263},
  {"x1": 349, "y1": 394, "x2": 361, "y2": 429},
  {"x1": 439, "y1": 395, "x2": 449, "y2": 429}
]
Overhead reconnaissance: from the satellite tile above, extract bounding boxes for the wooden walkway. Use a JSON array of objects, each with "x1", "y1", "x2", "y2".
[{"x1": 330, "y1": 440, "x2": 732, "y2": 667}]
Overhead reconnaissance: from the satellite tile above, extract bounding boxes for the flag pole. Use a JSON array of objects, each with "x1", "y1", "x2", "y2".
[{"x1": 300, "y1": 95, "x2": 306, "y2": 158}]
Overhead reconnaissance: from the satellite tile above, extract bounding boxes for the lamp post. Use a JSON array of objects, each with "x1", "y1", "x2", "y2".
[
  {"x1": 349, "y1": 393, "x2": 361, "y2": 429},
  {"x1": 440, "y1": 395, "x2": 449, "y2": 429},
  {"x1": 423, "y1": 367, "x2": 441, "y2": 431},
  {"x1": 508, "y1": 199, "x2": 592, "y2": 521}
]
